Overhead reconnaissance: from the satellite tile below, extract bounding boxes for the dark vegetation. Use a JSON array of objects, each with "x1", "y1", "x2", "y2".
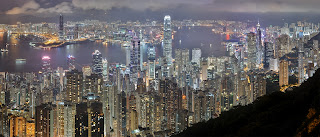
[{"x1": 174, "y1": 69, "x2": 320, "y2": 136}]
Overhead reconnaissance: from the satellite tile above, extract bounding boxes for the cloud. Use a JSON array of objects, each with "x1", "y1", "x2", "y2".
[
  {"x1": 37, "y1": 2, "x2": 73, "y2": 13},
  {"x1": 4, "y1": 0, "x2": 320, "y2": 15},
  {"x1": 71, "y1": 0, "x2": 214, "y2": 11},
  {"x1": 6, "y1": 0, "x2": 73, "y2": 15},
  {"x1": 206, "y1": 0, "x2": 320, "y2": 13},
  {"x1": 6, "y1": 0, "x2": 40, "y2": 14}
]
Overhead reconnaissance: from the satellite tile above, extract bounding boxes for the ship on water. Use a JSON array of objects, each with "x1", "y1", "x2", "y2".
[{"x1": 1, "y1": 43, "x2": 9, "y2": 52}]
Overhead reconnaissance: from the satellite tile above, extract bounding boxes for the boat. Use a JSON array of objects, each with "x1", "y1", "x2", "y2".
[
  {"x1": 0, "y1": 49, "x2": 8, "y2": 52},
  {"x1": 122, "y1": 41, "x2": 130, "y2": 47},
  {"x1": 16, "y1": 59, "x2": 26, "y2": 64}
]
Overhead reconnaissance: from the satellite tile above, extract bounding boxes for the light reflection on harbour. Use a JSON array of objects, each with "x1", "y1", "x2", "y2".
[{"x1": 0, "y1": 26, "x2": 224, "y2": 72}]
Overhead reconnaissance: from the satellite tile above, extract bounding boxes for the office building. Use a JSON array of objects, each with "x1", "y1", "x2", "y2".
[
  {"x1": 92, "y1": 50, "x2": 103, "y2": 76},
  {"x1": 279, "y1": 59, "x2": 289, "y2": 87}
]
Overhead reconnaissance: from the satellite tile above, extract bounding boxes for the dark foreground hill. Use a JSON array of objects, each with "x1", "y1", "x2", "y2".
[{"x1": 174, "y1": 69, "x2": 320, "y2": 137}]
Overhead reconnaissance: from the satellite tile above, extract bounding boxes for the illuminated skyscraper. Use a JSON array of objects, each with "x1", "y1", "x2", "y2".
[
  {"x1": 42, "y1": 56, "x2": 52, "y2": 88},
  {"x1": 263, "y1": 42, "x2": 274, "y2": 69},
  {"x1": 163, "y1": 15, "x2": 173, "y2": 65},
  {"x1": 148, "y1": 44, "x2": 156, "y2": 80},
  {"x1": 247, "y1": 32, "x2": 257, "y2": 70},
  {"x1": 59, "y1": 14, "x2": 64, "y2": 40},
  {"x1": 192, "y1": 48, "x2": 202, "y2": 67},
  {"x1": 84, "y1": 74, "x2": 103, "y2": 97},
  {"x1": 130, "y1": 36, "x2": 141, "y2": 86},
  {"x1": 92, "y1": 50, "x2": 103, "y2": 76},
  {"x1": 82, "y1": 66, "x2": 92, "y2": 78},
  {"x1": 256, "y1": 21, "x2": 263, "y2": 65},
  {"x1": 66, "y1": 70, "x2": 83, "y2": 103},
  {"x1": 102, "y1": 58, "x2": 109, "y2": 82},
  {"x1": 279, "y1": 59, "x2": 289, "y2": 87},
  {"x1": 67, "y1": 55, "x2": 76, "y2": 70},
  {"x1": 9, "y1": 116, "x2": 26, "y2": 137},
  {"x1": 298, "y1": 38, "x2": 305, "y2": 84},
  {"x1": 0, "y1": 104, "x2": 8, "y2": 137},
  {"x1": 36, "y1": 104, "x2": 53, "y2": 137},
  {"x1": 42, "y1": 56, "x2": 51, "y2": 73}
]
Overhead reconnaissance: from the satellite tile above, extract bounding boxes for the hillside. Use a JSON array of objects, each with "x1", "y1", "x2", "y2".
[{"x1": 174, "y1": 69, "x2": 320, "y2": 136}]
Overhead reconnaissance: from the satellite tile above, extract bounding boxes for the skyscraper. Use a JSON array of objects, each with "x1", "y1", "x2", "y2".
[
  {"x1": 82, "y1": 66, "x2": 92, "y2": 78},
  {"x1": 130, "y1": 36, "x2": 141, "y2": 86},
  {"x1": 42, "y1": 56, "x2": 51, "y2": 73},
  {"x1": 279, "y1": 59, "x2": 289, "y2": 87},
  {"x1": 298, "y1": 39, "x2": 305, "y2": 84},
  {"x1": 66, "y1": 69, "x2": 83, "y2": 103},
  {"x1": 263, "y1": 42, "x2": 274, "y2": 69},
  {"x1": 59, "y1": 14, "x2": 64, "y2": 40},
  {"x1": 256, "y1": 21, "x2": 263, "y2": 65},
  {"x1": 247, "y1": 32, "x2": 257, "y2": 70},
  {"x1": 163, "y1": 15, "x2": 173, "y2": 65},
  {"x1": 67, "y1": 55, "x2": 76, "y2": 70},
  {"x1": 102, "y1": 58, "x2": 109, "y2": 82},
  {"x1": 92, "y1": 50, "x2": 103, "y2": 76},
  {"x1": 148, "y1": 44, "x2": 156, "y2": 80},
  {"x1": 192, "y1": 48, "x2": 202, "y2": 67}
]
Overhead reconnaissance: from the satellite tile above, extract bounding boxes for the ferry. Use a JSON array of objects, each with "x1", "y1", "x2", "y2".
[
  {"x1": 16, "y1": 59, "x2": 26, "y2": 64},
  {"x1": 122, "y1": 41, "x2": 131, "y2": 47},
  {"x1": 0, "y1": 49, "x2": 8, "y2": 52}
]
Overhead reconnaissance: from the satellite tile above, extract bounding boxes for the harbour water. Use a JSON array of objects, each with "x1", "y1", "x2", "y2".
[{"x1": 0, "y1": 26, "x2": 225, "y2": 72}]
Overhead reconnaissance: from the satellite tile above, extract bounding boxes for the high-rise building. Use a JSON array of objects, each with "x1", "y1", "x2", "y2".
[
  {"x1": 130, "y1": 36, "x2": 141, "y2": 86},
  {"x1": 256, "y1": 21, "x2": 263, "y2": 65},
  {"x1": 75, "y1": 102, "x2": 104, "y2": 137},
  {"x1": 82, "y1": 66, "x2": 92, "y2": 78},
  {"x1": 0, "y1": 73, "x2": 5, "y2": 105},
  {"x1": 313, "y1": 40, "x2": 319, "y2": 69},
  {"x1": 92, "y1": 50, "x2": 103, "y2": 76},
  {"x1": 55, "y1": 102, "x2": 76, "y2": 137},
  {"x1": 247, "y1": 32, "x2": 257, "y2": 70},
  {"x1": 84, "y1": 74, "x2": 103, "y2": 97},
  {"x1": 163, "y1": 15, "x2": 173, "y2": 65},
  {"x1": 26, "y1": 120, "x2": 35, "y2": 137},
  {"x1": 298, "y1": 39, "x2": 305, "y2": 84},
  {"x1": 42, "y1": 56, "x2": 51, "y2": 73},
  {"x1": 263, "y1": 42, "x2": 274, "y2": 69},
  {"x1": 0, "y1": 104, "x2": 8, "y2": 137},
  {"x1": 279, "y1": 59, "x2": 289, "y2": 87},
  {"x1": 275, "y1": 34, "x2": 290, "y2": 58},
  {"x1": 191, "y1": 48, "x2": 202, "y2": 67},
  {"x1": 126, "y1": 47, "x2": 130, "y2": 66},
  {"x1": 9, "y1": 116, "x2": 26, "y2": 137},
  {"x1": 148, "y1": 44, "x2": 156, "y2": 80},
  {"x1": 36, "y1": 104, "x2": 53, "y2": 137},
  {"x1": 66, "y1": 69, "x2": 83, "y2": 103},
  {"x1": 67, "y1": 55, "x2": 76, "y2": 70},
  {"x1": 59, "y1": 14, "x2": 64, "y2": 40},
  {"x1": 102, "y1": 59, "x2": 109, "y2": 82}
]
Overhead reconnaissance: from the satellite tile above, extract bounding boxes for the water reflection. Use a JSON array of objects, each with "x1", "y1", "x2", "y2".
[{"x1": 0, "y1": 26, "x2": 224, "y2": 72}]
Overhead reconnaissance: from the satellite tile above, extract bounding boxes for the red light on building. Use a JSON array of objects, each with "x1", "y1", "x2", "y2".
[{"x1": 226, "y1": 34, "x2": 230, "y2": 40}]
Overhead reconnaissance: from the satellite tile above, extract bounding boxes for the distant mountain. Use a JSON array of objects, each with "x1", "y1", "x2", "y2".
[{"x1": 174, "y1": 69, "x2": 320, "y2": 136}]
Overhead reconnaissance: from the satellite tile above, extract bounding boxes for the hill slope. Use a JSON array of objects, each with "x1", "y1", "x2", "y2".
[{"x1": 174, "y1": 69, "x2": 320, "y2": 136}]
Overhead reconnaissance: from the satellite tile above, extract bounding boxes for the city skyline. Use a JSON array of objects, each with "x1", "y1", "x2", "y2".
[{"x1": 1, "y1": 0, "x2": 320, "y2": 136}]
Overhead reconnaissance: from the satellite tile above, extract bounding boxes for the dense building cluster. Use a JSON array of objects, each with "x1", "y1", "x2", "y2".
[{"x1": 1, "y1": 15, "x2": 320, "y2": 137}]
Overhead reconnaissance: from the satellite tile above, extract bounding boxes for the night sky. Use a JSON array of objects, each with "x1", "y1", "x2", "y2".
[{"x1": 1, "y1": 0, "x2": 320, "y2": 24}]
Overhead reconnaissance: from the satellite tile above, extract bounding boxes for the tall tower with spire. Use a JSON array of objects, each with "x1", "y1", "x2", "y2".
[
  {"x1": 256, "y1": 19, "x2": 263, "y2": 67},
  {"x1": 163, "y1": 15, "x2": 172, "y2": 65}
]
